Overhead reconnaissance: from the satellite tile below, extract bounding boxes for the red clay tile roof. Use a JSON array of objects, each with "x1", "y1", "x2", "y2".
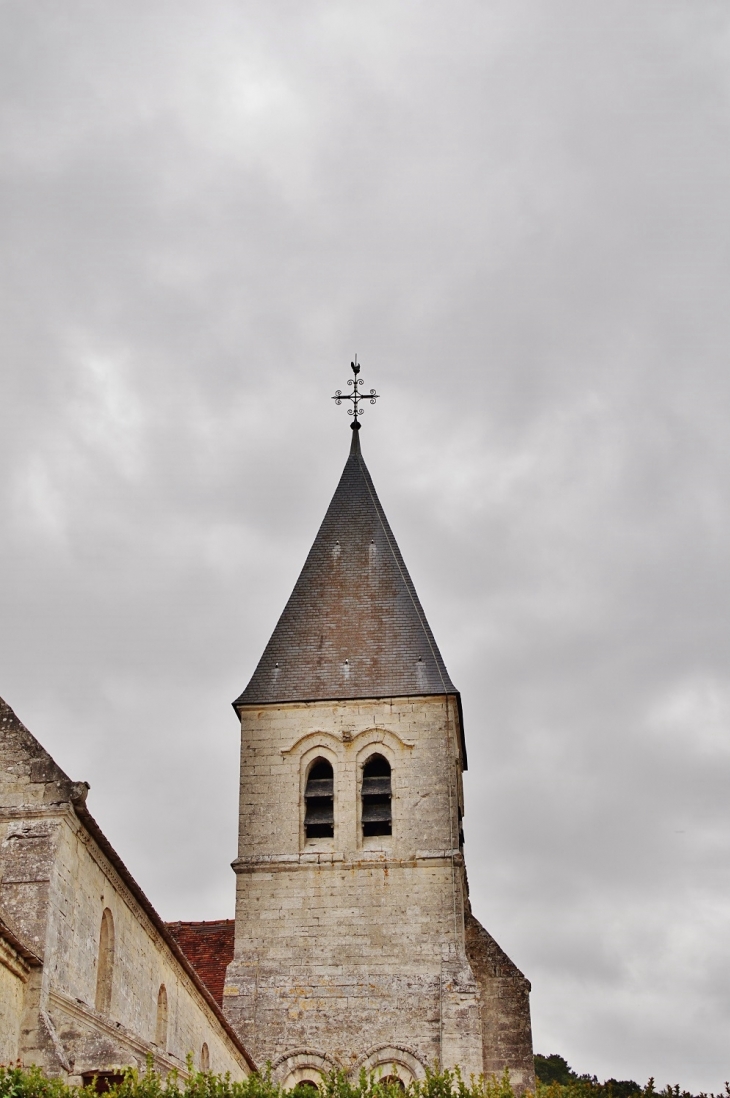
[{"x1": 165, "y1": 919, "x2": 235, "y2": 1007}]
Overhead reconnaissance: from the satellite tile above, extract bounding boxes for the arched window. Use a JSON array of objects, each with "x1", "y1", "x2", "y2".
[
  {"x1": 304, "y1": 758, "x2": 334, "y2": 839},
  {"x1": 380, "y1": 1077, "x2": 405, "y2": 1092},
  {"x1": 362, "y1": 755, "x2": 392, "y2": 836},
  {"x1": 155, "y1": 984, "x2": 168, "y2": 1048},
  {"x1": 95, "y1": 908, "x2": 115, "y2": 1014},
  {"x1": 200, "y1": 1043, "x2": 210, "y2": 1072}
]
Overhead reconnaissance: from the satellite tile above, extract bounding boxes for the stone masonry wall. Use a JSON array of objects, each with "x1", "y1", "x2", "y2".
[
  {"x1": 0, "y1": 928, "x2": 32, "y2": 1064},
  {"x1": 0, "y1": 697, "x2": 251, "y2": 1081},
  {"x1": 32, "y1": 811, "x2": 249, "y2": 1080},
  {"x1": 464, "y1": 910, "x2": 535, "y2": 1093},
  {"x1": 224, "y1": 694, "x2": 484, "y2": 1083}
]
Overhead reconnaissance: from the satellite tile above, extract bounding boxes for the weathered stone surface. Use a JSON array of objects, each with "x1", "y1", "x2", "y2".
[
  {"x1": 464, "y1": 910, "x2": 535, "y2": 1092},
  {"x1": 2, "y1": 427, "x2": 535, "y2": 1091},
  {"x1": 0, "y1": 912, "x2": 39, "y2": 1064},
  {"x1": 224, "y1": 693, "x2": 531, "y2": 1088},
  {"x1": 1, "y1": 696, "x2": 253, "y2": 1080},
  {"x1": 224, "y1": 433, "x2": 534, "y2": 1091}
]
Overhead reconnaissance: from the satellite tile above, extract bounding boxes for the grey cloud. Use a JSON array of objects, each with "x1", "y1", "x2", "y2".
[{"x1": 1, "y1": 1, "x2": 729, "y2": 1090}]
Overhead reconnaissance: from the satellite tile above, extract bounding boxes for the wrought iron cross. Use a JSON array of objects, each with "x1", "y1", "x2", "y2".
[{"x1": 331, "y1": 355, "x2": 379, "y2": 426}]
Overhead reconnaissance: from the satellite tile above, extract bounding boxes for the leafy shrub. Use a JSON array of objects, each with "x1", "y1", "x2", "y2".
[
  {"x1": 0, "y1": 1060, "x2": 727, "y2": 1098},
  {"x1": 0, "y1": 1063, "x2": 511, "y2": 1098}
]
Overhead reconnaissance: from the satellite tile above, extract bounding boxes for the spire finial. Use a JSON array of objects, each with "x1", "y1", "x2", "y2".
[{"x1": 331, "y1": 355, "x2": 379, "y2": 432}]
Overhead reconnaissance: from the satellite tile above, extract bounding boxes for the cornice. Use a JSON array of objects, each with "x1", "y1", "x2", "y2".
[{"x1": 232, "y1": 849, "x2": 463, "y2": 873}]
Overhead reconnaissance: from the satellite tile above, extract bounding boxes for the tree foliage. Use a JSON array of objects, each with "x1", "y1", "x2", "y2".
[{"x1": 534, "y1": 1053, "x2": 729, "y2": 1098}]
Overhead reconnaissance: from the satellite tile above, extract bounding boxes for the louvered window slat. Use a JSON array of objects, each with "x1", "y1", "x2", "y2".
[
  {"x1": 305, "y1": 759, "x2": 334, "y2": 838},
  {"x1": 305, "y1": 801, "x2": 335, "y2": 825},
  {"x1": 361, "y1": 754, "x2": 392, "y2": 837},
  {"x1": 361, "y1": 776, "x2": 391, "y2": 795},
  {"x1": 362, "y1": 801, "x2": 392, "y2": 823},
  {"x1": 304, "y1": 779, "x2": 334, "y2": 798}
]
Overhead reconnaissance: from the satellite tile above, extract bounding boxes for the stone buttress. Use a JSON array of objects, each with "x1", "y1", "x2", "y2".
[{"x1": 223, "y1": 425, "x2": 534, "y2": 1091}]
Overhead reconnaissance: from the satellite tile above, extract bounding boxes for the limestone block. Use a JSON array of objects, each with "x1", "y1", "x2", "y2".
[{"x1": 226, "y1": 695, "x2": 480, "y2": 1077}]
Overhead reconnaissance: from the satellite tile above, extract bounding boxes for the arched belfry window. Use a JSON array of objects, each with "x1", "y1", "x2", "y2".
[
  {"x1": 95, "y1": 908, "x2": 115, "y2": 1014},
  {"x1": 304, "y1": 758, "x2": 334, "y2": 839},
  {"x1": 362, "y1": 754, "x2": 392, "y2": 836}
]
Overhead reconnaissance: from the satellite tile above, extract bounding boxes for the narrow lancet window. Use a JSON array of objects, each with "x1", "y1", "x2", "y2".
[
  {"x1": 304, "y1": 758, "x2": 334, "y2": 838},
  {"x1": 200, "y1": 1043, "x2": 210, "y2": 1072},
  {"x1": 155, "y1": 984, "x2": 168, "y2": 1048},
  {"x1": 95, "y1": 908, "x2": 115, "y2": 1014},
  {"x1": 362, "y1": 754, "x2": 392, "y2": 836}
]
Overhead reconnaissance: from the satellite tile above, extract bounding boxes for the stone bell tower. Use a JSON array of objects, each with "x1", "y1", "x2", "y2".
[{"x1": 223, "y1": 381, "x2": 534, "y2": 1091}]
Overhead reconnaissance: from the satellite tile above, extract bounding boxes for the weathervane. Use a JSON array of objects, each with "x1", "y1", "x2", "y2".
[{"x1": 331, "y1": 355, "x2": 379, "y2": 429}]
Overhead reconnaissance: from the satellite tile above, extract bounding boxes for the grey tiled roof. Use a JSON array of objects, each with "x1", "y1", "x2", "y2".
[{"x1": 234, "y1": 428, "x2": 458, "y2": 709}]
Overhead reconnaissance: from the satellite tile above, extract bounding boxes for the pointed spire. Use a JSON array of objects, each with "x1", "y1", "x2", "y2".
[{"x1": 234, "y1": 434, "x2": 458, "y2": 709}]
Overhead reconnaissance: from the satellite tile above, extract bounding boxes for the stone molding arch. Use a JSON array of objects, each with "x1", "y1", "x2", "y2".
[
  {"x1": 279, "y1": 723, "x2": 417, "y2": 853},
  {"x1": 352, "y1": 1044, "x2": 428, "y2": 1083},
  {"x1": 271, "y1": 1048, "x2": 342, "y2": 1089},
  {"x1": 351, "y1": 727, "x2": 415, "y2": 754},
  {"x1": 299, "y1": 741, "x2": 341, "y2": 773},
  {"x1": 281, "y1": 727, "x2": 414, "y2": 758},
  {"x1": 355, "y1": 739, "x2": 396, "y2": 773},
  {"x1": 281, "y1": 731, "x2": 344, "y2": 757}
]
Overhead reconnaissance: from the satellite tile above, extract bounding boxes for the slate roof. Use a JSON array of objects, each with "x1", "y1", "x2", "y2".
[
  {"x1": 166, "y1": 920, "x2": 235, "y2": 1007},
  {"x1": 235, "y1": 426, "x2": 459, "y2": 711}
]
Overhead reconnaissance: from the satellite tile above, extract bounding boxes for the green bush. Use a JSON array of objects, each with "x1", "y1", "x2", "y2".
[
  {"x1": 0, "y1": 1063, "x2": 512, "y2": 1098},
  {"x1": 0, "y1": 1060, "x2": 727, "y2": 1098}
]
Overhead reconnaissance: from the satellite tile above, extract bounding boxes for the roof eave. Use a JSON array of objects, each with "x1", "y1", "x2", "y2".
[
  {"x1": 70, "y1": 797, "x2": 258, "y2": 1072},
  {"x1": 232, "y1": 689, "x2": 468, "y2": 770}
]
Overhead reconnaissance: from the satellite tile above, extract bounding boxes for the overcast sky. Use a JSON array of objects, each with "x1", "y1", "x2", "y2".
[{"x1": 1, "y1": 1, "x2": 728, "y2": 1091}]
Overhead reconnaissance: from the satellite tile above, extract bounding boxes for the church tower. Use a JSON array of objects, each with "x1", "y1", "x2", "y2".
[{"x1": 223, "y1": 380, "x2": 534, "y2": 1091}]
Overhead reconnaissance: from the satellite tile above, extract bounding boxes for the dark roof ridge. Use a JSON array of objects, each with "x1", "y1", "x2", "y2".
[{"x1": 167, "y1": 918, "x2": 234, "y2": 928}]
